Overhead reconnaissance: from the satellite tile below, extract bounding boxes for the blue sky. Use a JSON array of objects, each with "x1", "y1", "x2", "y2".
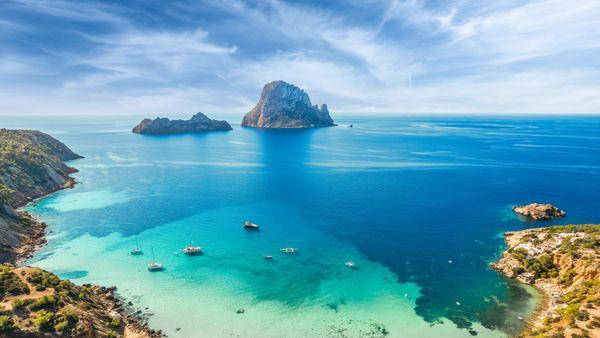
[{"x1": 1, "y1": 0, "x2": 599, "y2": 116}]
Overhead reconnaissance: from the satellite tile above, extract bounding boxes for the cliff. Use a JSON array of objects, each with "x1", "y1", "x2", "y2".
[
  {"x1": 132, "y1": 112, "x2": 232, "y2": 135},
  {"x1": 241, "y1": 81, "x2": 335, "y2": 128},
  {"x1": 0, "y1": 129, "x2": 82, "y2": 263},
  {"x1": 491, "y1": 224, "x2": 599, "y2": 337}
]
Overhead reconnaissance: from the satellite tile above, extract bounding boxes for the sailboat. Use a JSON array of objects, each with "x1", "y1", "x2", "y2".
[
  {"x1": 147, "y1": 248, "x2": 164, "y2": 271},
  {"x1": 183, "y1": 239, "x2": 202, "y2": 255},
  {"x1": 130, "y1": 237, "x2": 143, "y2": 255}
]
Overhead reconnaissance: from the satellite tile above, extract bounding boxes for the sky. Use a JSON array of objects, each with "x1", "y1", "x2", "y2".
[{"x1": 1, "y1": 0, "x2": 599, "y2": 116}]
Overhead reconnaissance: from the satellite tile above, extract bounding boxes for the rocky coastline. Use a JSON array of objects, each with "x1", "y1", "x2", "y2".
[
  {"x1": 491, "y1": 224, "x2": 599, "y2": 337},
  {"x1": 0, "y1": 129, "x2": 160, "y2": 337}
]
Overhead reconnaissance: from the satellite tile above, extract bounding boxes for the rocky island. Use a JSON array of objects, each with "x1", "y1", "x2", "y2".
[
  {"x1": 241, "y1": 80, "x2": 335, "y2": 128},
  {"x1": 491, "y1": 224, "x2": 599, "y2": 337},
  {"x1": 0, "y1": 129, "x2": 158, "y2": 337},
  {"x1": 132, "y1": 112, "x2": 232, "y2": 135},
  {"x1": 513, "y1": 203, "x2": 566, "y2": 220}
]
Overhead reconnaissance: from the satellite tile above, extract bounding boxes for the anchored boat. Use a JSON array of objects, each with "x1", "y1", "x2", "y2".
[
  {"x1": 280, "y1": 247, "x2": 298, "y2": 253},
  {"x1": 345, "y1": 261, "x2": 356, "y2": 268},
  {"x1": 130, "y1": 237, "x2": 143, "y2": 255},
  {"x1": 243, "y1": 221, "x2": 259, "y2": 229},
  {"x1": 147, "y1": 248, "x2": 164, "y2": 271},
  {"x1": 183, "y1": 245, "x2": 202, "y2": 255}
]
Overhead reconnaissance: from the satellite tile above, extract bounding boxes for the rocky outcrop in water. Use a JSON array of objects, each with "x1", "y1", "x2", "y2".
[
  {"x1": 241, "y1": 81, "x2": 335, "y2": 128},
  {"x1": 513, "y1": 203, "x2": 566, "y2": 220},
  {"x1": 132, "y1": 112, "x2": 232, "y2": 135},
  {"x1": 491, "y1": 224, "x2": 599, "y2": 337}
]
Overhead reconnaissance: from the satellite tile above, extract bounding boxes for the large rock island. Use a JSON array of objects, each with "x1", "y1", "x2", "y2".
[
  {"x1": 241, "y1": 81, "x2": 335, "y2": 128},
  {"x1": 132, "y1": 112, "x2": 232, "y2": 135},
  {"x1": 491, "y1": 224, "x2": 599, "y2": 337}
]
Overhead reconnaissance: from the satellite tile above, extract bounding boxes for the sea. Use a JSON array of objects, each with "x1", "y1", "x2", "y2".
[{"x1": 5, "y1": 115, "x2": 600, "y2": 337}]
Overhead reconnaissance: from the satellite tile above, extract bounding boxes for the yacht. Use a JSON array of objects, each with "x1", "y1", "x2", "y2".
[
  {"x1": 280, "y1": 247, "x2": 298, "y2": 253},
  {"x1": 263, "y1": 255, "x2": 273, "y2": 260},
  {"x1": 243, "y1": 221, "x2": 259, "y2": 229},
  {"x1": 345, "y1": 261, "x2": 356, "y2": 268},
  {"x1": 130, "y1": 237, "x2": 143, "y2": 255},
  {"x1": 147, "y1": 248, "x2": 164, "y2": 271},
  {"x1": 183, "y1": 245, "x2": 202, "y2": 255}
]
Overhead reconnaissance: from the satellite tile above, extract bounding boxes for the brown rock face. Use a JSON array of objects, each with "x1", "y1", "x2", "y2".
[{"x1": 513, "y1": 203, "x2": 565, "y2": 220}]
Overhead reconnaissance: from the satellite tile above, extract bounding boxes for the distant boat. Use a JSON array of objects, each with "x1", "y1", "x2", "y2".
[
  {"x1": 345, "y1": 261, "x2": 356, "y2": 268},
  {"x1": 280, "y1": 248, "x2": 298, "y2": 253},
  {"x1": 130, "y1": 237, "x2": 143, "y2": 255},
  {"x1": 349, "y1": 124, "x2": 353, "y2": 128},
  {"x1": 243, "y1": 221, "x2": 259, "y2": 229},
  {"x1": 263, "y1": 255, "x2": 273, "y2": 260},
  {"x1": 183, "y1": 245, "x2": 202, "y2": 255},
  {"x1": 147, "y1": 248, "x2": 164, "y2": 271}
]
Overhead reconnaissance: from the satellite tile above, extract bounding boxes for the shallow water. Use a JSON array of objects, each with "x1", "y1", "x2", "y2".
[{"x1": 7, "y1": 115, "x2": 599, "y2": 337}]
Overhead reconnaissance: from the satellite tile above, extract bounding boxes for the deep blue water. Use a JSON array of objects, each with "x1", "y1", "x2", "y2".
[{"x1": 6, "y1": 115, "x2": 600, "y2": 336}]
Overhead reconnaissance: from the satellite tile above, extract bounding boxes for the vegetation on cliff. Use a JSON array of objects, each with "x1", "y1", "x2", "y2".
[{"x1": 491, "y1": 224, "x2": 600, "y2": 338}]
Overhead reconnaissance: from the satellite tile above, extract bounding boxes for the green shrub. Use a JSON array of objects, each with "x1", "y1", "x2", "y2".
[
  {"x1": 32, "y1": 309, "x2": 55, "y2": 331},
  {"x1": 0, "y1": 269, "x2": 30, "y2": 300},
  {"x1": 108, "y1": 316, "x2": 121, "y2": 329},
  {"x1": 26, "y1": 269, "x2": 60, "y2": 288},
  {"x1": 28, "y1": 295, "x2": 56, "y2": 311},
  {"x1": 0, "y1": 314, "x2": 14, "y2": 332}
]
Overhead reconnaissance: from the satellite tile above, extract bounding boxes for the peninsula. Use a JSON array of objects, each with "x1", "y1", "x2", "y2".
[
  {"x1": 0, "y1": 129, "x2": 158, "y2": 337},
  {"x1": 241, "y1": 80, "x2": 335, "y2": 128},
  {"x1": 491, "y1": 224, "x2": 599, "y2": 337},
  {"x1": 132, "y1": 112, "x2": 232, "y2": 135}
]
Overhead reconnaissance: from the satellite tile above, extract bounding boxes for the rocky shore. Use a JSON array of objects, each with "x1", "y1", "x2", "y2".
[
  {"x1": 491, "y1": 224, "x2": 599, "y2": 337},
  {"x1": 0, "y1": 129, "x2": 160, "y2": 337}
]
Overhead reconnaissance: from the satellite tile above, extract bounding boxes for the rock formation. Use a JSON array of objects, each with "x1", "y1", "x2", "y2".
[
  {"x1": 132, "y1": 112, "x2": 232, "y2": 135},
  {"x1": 491, "y1": 224, "x2": 599, "y2": 337},
  {"x1": 513, "y1": 203, "x2": 565, "y2": 220},
  {"x1": 241, "y1": 81, "x2": 335, "y2": 128}
]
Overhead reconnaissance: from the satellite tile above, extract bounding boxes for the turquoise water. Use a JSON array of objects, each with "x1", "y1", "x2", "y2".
[{"x1": 8, "y1": 115, "x2": 600, "y2": 337}]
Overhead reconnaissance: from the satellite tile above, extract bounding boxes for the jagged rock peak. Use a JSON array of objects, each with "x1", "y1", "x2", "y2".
[{"x1": 241, "y1": 80, "x2": 335, "y2": 128}]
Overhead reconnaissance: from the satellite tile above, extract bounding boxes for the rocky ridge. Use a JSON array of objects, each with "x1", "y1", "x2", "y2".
[
  {"x1": 241, "y1": 80, "x2": 335, "y2": 128},
  {"x1": 491, "y1": 224, "x2": 599, "y2": 337},
  {"x1": 132, "y1": 112, "x2": 232, "y2": 135}
]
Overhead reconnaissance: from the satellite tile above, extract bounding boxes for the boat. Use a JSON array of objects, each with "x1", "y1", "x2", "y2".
[
  {"x1": 263, "y1": 255, "x2": 273, "y2": 260},
  {"x1": 243, "y1": 221, "x2": 259, "y2": 229},
  {"x1": 147, "y1": 248, "x2": 164, "y2": 271},
  {"x1": 345, "y1": 261, "x2": 356, "y2": 268},
  {"x1": 130, "y1": 237, "x2": 143, "y2": 255},
  {"x1": 280, "y1": 247, "x2": 298, "y2": 253},
  {"x1": 183, "y1": 245, "x2": 202, "y2": 255}
]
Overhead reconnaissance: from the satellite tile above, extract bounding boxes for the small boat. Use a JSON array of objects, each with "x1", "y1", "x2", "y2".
[
  {"x1": 263, "y1": 255, "x2": 273, "y2": 260},
  {"x1": 345, "y1": 261, "x2": 356, "y2": 268},
  {"x1": 183, "y1": 245, "x2": 202, "y2": 255},
  {"x1": 243, "y1": 221, "x2": 259, "y2": 229},
  {"x1": 280, "y1": 247, "x2": 298, "y2": 253},
  {"x1": 130, "y1": 237, "x2": 143, "y2": 255},
  {"x1": 147, "y1": 248, "x2": 164, "y2": 271},
  {"x1": 516, "y1": 316, "x2": 524, "y2": 321}
]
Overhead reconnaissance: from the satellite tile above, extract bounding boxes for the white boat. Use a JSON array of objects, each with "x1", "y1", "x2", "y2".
[
  {"x1": 263, "y1": 255, "x2": 273, "y2": 260},
  {"x1": 130, "y1": 237, "x2": 143, "y2": 255},
  {"x1": 244, "y1": 221, "x2": 259, "y2": 229},
  {"x1": 280, "y1": 247, "x2": 298, "y2": 253},
  {"x1": 345, "y1": 261, "x2": 356, "y2": 268},
  {"x1": 183, "y1": 245, "x2": 202, "y2": 255},
  {"x1": 147, "y1": 248, "x2": 163, "y2": 271}
]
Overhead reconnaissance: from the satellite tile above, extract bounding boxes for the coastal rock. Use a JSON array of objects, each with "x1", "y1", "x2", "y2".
[
  {"x1": 513, "y1": 203, "x2": 565, "y2": 220},
  {"x1": 132, "y1": 112, "x2": 232, "y2": 135},
  {"x1": 491, "y1": 224, "x2": 600, "y2": 337},
  {"x1": 241, "y1": 81, "x2": 335, "y2": 128}
]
